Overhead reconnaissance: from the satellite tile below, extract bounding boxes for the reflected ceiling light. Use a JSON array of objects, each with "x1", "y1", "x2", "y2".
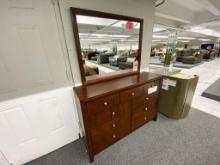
[
  {"x1": 180, "y1": 40, "x2": 190, "y2": 43},
  {"x1": 178, "y1": 37, "x2": 195, "y2": 40},
  {"x1": 120, "y1": 39, "x2": 137, "y2": 42},
  {"x1": 153, "y1": 27, "x2": 166, "y2": 32},
  {"x1": 80, "y1": 38, "x2": 112, "y2": 41},
  {"x1": 152, "y1": 35, "x2": 168, "y2": 38},
  {"x1": 79, "y1": 33, "x2": 130, "y2": 38},
  {"x1": 90, "y1": 34, "x2": 130, "y2": 38},
  {"x1": 152, "y1": 40, "x2": 162, "y2": 42}
]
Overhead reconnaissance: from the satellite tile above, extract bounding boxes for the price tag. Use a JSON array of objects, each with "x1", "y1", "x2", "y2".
[{"x1": 148, "y1": 86, "x2": 158, "y2": 94}]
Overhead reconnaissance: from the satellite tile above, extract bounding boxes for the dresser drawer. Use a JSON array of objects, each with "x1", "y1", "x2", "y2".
[
  {"x1": 91, "y1": 119, "x2": 125, "y2": 154},
  {"x1": 120, "y1": 86, "x2": 144, "y2": 103},
  {"x1": 87, "y1": 94, "x2": 119, "y2": 115},
  {"x1": 131, "y1": 103, "x2": 157, "y2": 130},
  {"x1": 89, "y1": 105, "x2": 120, "y2": 130},
  {"x1": 131, "y1": 111, "x2": 148, "y2": 130}
]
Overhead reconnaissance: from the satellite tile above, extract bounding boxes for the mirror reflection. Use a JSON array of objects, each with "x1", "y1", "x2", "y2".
[{"x1": 76, "y1": 15, "x2": 140, "y2": 81}]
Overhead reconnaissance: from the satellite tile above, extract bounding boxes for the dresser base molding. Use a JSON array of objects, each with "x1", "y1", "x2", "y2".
[{"x1": 74, "y1": 72, "x2": 162, "y2": 162}]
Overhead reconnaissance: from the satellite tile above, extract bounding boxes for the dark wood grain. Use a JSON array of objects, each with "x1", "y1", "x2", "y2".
[{"x1": 74, "y1": 72, "x2": 162, "y2": 102}]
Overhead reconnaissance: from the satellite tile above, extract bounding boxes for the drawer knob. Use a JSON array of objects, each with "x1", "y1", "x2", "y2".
[
  {"x1": 112, "y1": 134, "x2": 116, "y2": 138},
  {"x1": 145, "y1": 107, "x2": 148, "y2": 111},
  {"x1": 112, "y1": 112, "x2": 116, "y2": 116},
  {"x1": 146, "y1": 97, "x2": 149, "y2": 100},
  {"x1": 112, "y1": 123, "x2": 116, "y2": 128},
  {"x1": 103, "y1": 102, "x2": 108, "y2": 106},
  {"x1": 131, "y1": 92, "x2": 135, "y2": 96},
  {"x1": 144, "y1": 117, "x2": 147, "y2": 121}
]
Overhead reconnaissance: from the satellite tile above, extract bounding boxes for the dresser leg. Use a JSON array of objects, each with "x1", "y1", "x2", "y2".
[
  {"x1": 153, "y1": 115, "x2": 158, "y2": 121},
  {"x1": 89, "y1": 155, "x2": 94, "y2": 163}
]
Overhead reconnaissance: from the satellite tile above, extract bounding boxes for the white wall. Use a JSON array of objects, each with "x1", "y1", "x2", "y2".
[
  {"x1": 59, "y1": 0, "x2": 156, "y2": 84},
  {"x1": 0, "y1": 1, "x2": 79, "y2": 164}
]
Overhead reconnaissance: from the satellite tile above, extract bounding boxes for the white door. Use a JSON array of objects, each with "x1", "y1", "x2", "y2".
[
  {"x1": 0, "y1": 0, "x2": 80, "y2": 164},
  {"x1": 0, "y1": 0, "x2": 70, "y2": 101}
]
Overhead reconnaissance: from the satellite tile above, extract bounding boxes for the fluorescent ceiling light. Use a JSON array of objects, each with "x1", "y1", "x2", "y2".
[
  {"x1": 178, "y1": 37, "x2": 195, "y2": 40},
  {"x1": 80, "y1": 38, "x2": 112, "y2": 41},
  {"x1": 180, "y1": 40, "x2": 190, "y2": 43},
  {"x1": 153, "y1": 27, "x2": 167, "y2": 32},
  {"x1": 79, "y1": 33, "x2": 130, "y2": 38},
  {"x1": 111, "y1": 34, "x2": 130, "y2": 38},
  {"x1": 199, "y1": 38, "x2": 211, "y2": 41},
  {"x1": 190, "y1": 27, "x2": 220, "y2": 37},
  {"x1": 120, "y1": 39, "x2": 137, "y2": 42},
  {"x1": 153, "y1": 35, "x2": 168, "y2": 39},
  {"x1": 152, "y1": 40, "x2": 162, "y2": 42}
]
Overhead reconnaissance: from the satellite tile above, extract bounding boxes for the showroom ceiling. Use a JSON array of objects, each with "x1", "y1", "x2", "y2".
[
  {"x1": 155, "y1": 0, "x2": 220, "y2": 37},
  {"x1": 153, "y1": 0, "x2": 220, "y2": 46}
]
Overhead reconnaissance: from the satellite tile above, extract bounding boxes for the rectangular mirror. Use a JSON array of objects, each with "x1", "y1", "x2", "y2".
[{"x1": 71, "y1": 8, "x2": 143, "y2": 84}]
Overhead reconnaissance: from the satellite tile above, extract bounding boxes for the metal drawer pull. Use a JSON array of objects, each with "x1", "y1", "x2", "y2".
[
  {"x1": 112, "y1": 134, "x2": 116, "y2": 138},
  {"x1": 112, "y1": 123, "x2": 116, "y2": 128},
  {"x1": 131, "y1": 92, "x2": 135, "y2": 96},
  {"x1": 112, "y1": 112, "x2": 116, "y2": 116},
  {"x1": 145, "y1": 107, "x2": 148, "y2": 111},
  {"x1": 145, "y1": 97, "x2": 149, "y2": 100},
  {"x1": 144, "y1": 117, "x2": 147, "y2": 121},
  {"x1": 103, "y1": 102, "x2": 108, "y2": 106}
]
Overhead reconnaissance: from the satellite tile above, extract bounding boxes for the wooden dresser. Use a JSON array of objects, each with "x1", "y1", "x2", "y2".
[{"x1": 74, "y1": 72, "x2": 162, "y2": 162}]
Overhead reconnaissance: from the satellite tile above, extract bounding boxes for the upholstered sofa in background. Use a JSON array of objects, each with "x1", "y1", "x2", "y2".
[
  {"x1": 118, "y1": 50, "x2": 139, "y2": 69},
  {"x1": 177, "y1": 48, "x2": 217, "y2": 63},
  {"x1": 109, "y1": 55, "x2": 127, "y2": 66},
  {"x1": 82, "y1": 59, "x2": 99, "y2": 76},
  {"x1": 201, "y1": 49, "x2": 217, "y2": 59},
  {"x1": 96, "y1": 53, "x2": 115, "y2": 64},
  {"x1": 182, "y1": 51, "x2": 203, "y2": 64}
]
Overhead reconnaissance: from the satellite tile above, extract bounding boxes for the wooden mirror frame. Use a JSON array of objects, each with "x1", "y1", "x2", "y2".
[{"x1": 70, "y1": 7, "x2": 144, "y2": 85}]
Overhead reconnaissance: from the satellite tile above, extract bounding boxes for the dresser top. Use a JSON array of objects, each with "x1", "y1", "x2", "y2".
[{"x1": 74, "y1": 72, "x2": 162, "y2": 102}]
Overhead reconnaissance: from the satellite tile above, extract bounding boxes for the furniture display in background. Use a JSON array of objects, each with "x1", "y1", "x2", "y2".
[
  {"x1": 71, "y1": 7, "x2": 143, "y2": 84},
  {"x1": 82, "y1": 59, "x2": 99, "y2": 76},
  {"x1": 176, "y1": 48, "x2": 219, "y2": 63},
  {"x1": 109, "y1": 55, "x2": 127, "y2": 66},
  {"x1": 118, "y1": 50, "x2": 139, "y2": 69},
  {"x1": 90, "y1": 52, "x2": 115, "y2": 64},
  {"x1": 74, "y1": 72, "x2": 162, "y2": 162}
]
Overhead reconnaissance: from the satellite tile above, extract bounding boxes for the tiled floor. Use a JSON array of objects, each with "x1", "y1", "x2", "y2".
[{"x1": 180, "y1": 58, "x2": 220, "y2": 118}]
